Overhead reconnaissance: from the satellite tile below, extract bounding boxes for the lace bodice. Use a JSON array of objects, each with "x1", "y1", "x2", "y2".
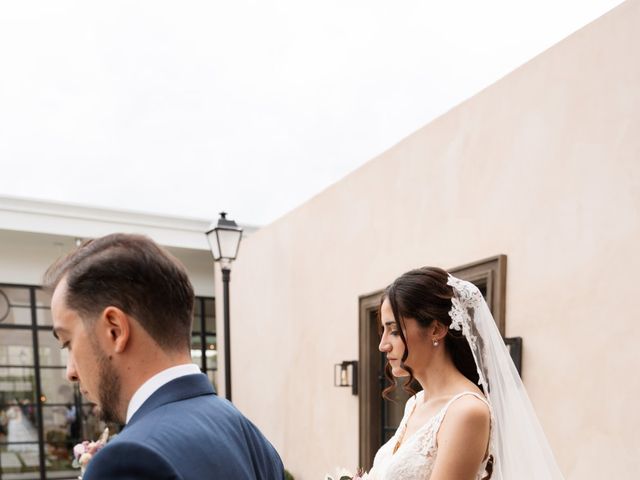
[{"x1": 369, "y1": 391, "x2": 492, "y2": 480}]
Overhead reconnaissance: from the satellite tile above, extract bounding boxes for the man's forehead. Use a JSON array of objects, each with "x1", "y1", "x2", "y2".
[
  {"x1": 50, "y1": 278, "x2": 69, "y2": 310},
  {"x1": 50, "y1": 279, "x2": 75, "y2": 334}
]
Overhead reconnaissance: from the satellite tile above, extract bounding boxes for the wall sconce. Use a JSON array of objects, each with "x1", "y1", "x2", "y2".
[
  {"x1": 504, "y1": 337, "x2": 523, "y2": 376},
  {"x1": 334, "y1": 360, "x2": 358, "y2": 396}
]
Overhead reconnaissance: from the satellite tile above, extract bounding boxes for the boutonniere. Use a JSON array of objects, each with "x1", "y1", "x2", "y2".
[{"x1": 72, "y1": 428, "x2": 110, "y2": 479}]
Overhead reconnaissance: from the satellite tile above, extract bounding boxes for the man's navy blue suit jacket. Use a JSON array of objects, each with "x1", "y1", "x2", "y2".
[{"x1": 84, "y1": 373, "x2": 284, "y2": 479}]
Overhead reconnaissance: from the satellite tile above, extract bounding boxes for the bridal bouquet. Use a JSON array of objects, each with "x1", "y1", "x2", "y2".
[
  {"x1": 72, "y1": 427, "x2": 110, "y2": 479},
  {"x1": 325, "y1": 467, "x2": 373, "y2": 480}
]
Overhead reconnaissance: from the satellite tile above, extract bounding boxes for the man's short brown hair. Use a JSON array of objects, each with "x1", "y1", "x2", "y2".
[{"x1": 44, "y1": 233, "x2": 194, "y2": 351}]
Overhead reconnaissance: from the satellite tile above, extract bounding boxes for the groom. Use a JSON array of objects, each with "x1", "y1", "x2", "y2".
[{"x1": 45, "y1": 233, "x2": 284, "y2": 479}]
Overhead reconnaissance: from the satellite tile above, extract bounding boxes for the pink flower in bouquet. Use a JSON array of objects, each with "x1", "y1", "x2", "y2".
[
  {"x1": 73, "y1": 441, "x2": 89, "y2": 460},
  {"x1": 72, "y1": 428, "x2": 110, "y2": 477}
]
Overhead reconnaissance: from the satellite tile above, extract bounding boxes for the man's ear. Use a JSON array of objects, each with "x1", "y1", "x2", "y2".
[{"x1": 101, "y1": 306, "x2": 131, "y2": 354}]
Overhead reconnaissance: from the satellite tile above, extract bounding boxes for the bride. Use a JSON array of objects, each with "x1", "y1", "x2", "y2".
[
  {"x1": 369, "y1": 267, "x2": 564, "y2": 480},
  {"x1": 6, "y1": 401, "x2": 38, "y2": 453}
]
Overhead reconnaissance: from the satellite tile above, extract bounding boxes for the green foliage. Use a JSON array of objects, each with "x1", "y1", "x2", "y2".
[{"x1": 45, "y1": 428, "x2": 68, "y2": 445}]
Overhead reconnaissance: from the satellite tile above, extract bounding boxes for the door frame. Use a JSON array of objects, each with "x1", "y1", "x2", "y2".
[{"x1": 358, "y1": 289, "x2": 384, "y2": 469}]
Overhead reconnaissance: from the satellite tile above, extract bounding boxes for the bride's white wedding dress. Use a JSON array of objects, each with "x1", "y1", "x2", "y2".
[
  {"x1": 369, "y1": 391, "x2": 492, "y2": 480},
  {"x1": 6, "y1": 406, "x2": 39, "y2": 452}
]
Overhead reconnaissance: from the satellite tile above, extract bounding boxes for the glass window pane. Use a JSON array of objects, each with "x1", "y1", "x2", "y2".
[
  {"x1": 191, "y1": 333, "x2": 202, "y2": 348},
  {"x1": 194, "y1": 298, "x2": 203, "y2": 318},
  {"x1": 81, "y1": 404, "x2": 102, "y2": 440},
  {"x1": 0, "y1": 287, "x2": 31, "y2": 308},
  {"x1": 190, "y1": 333, "x2": 217, "y2": 371},
  {"x1": 0, "y1": 331, "x2": 38, "y2": 405},
  {"x1": 1, "y1": 441, "x2": 42, "y2": 478},
  {"x1": 0, "y1": 368, "x2": 37, "y2": 405},
  {"x1": 35, "y1": 289, "x2": 52, "y2": 308},
  {"x1": 206, "y1": 345, "x2": 217, "y2": 370},
  {"x1": 45, "y1": 442, "x2": 76, "y2": 479},
  {"x1": 0, "y1": 306, "x2": 33, "y2": 326},
  {"x1": 192, "y1": 297, "x2": 215, "y2": 334},
  {"x1": 1, "y1": 288, "x2": 32, "y2": 327},
  {"x1": 382, "y1": 388, "x2": 409, "y2": 443},
  {"x1": 37, "y1": 308, "x2": 52, "y2": 327},
  {"x1": 204, "y1": 299, "x2": 215, "y2": 333},
  {"x1": 204, "y1": 298, "x2": 215, "y2": 317},
  {"x1": 192, "y1": 311, "x2": 201, "y2": 334},
  {"x1": 204, "y1": 314, "x2": 215, "y2": 334},
  {"x1": 190, "y1": 335, "x2": 206, "y2": 370},
  {"x1": 34, "y1": 289, "x2": 53, "y2": 327},
  {"x1": 0, "y1": 330, "x2": 34, "y2": 366},
  {"x1": 42, "y1": 404, "x2": 76, "y2": 478},
  {"x1": 1, "y1": 401, "x2": 41, "y2": 477},
  {"x1": 80, "y1": 405, "x2": 121, "y2": 442},
  {"x1": 38, "y1": 332, "x2": 67, "y2": 368},
  {"x1": 39, "y1": 369, "x2": 74, "y2": 406},
  {"x1": 380, "y1": 350, "x2": 421, "y2": 444},
  {"x1": 204, "y1": 335, "x2": 216, "y2": 351}
]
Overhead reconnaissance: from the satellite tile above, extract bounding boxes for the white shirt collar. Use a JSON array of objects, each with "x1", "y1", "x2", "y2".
[{"x1": 125, "y1": 363, "x2": 201, "y2": 424}]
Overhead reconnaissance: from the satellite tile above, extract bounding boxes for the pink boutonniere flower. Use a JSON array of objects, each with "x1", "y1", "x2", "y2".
[{"x1": 72, "y1": 428, "x2": 110, "y2": 478}]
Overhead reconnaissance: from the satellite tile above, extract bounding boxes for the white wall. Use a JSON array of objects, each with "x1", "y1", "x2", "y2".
[{"x1": 229, "y1": 1, "x2": 640, "y2": 479}]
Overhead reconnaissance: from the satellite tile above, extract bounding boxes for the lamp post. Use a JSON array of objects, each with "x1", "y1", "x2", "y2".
[{"x1": 206, "y1": 212, "x2": 243, "y2": 402}]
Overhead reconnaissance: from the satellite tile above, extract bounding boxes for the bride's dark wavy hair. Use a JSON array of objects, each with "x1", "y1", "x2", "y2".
[{"x1": 379, "y1": 266, "x2": 493, "y2": 479}]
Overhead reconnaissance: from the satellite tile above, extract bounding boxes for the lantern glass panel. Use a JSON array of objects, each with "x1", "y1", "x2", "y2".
[
  {"x1": 206, "y1": 231, "x2": 222, "y2": 260},
  {"x1": 217, "y1": 229, "x2": 242, "y2": 260}
]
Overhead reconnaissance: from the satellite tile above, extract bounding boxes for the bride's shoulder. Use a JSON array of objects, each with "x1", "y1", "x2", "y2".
[
  {"x1": 440, "y1": 393, "x2": 491, "y2": 437},
  {"x1": 434, "y1": 394, "x2": 492, "y2": 469}
]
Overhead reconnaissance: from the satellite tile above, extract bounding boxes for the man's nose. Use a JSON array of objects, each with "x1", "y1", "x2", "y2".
[{"x1": 66, "y1": 355, "x2": 79, "y2": 382}]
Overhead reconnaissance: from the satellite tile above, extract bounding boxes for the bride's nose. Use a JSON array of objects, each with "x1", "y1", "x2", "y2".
[{"x1": 379, "y1": 336, "x2": 391, "y2": 353}]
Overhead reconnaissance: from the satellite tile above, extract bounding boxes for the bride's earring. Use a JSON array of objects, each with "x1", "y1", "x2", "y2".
[{"x1": 432, "y1": 338, "x2": 439, "y2": 347}]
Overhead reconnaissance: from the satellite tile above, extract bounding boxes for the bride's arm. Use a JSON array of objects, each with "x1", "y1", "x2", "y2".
[{"x1": 429, "y1": 396, "x2": 491, "y2": 480}]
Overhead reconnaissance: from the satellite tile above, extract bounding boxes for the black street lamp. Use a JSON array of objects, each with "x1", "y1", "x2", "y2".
[{"x1": 206, "y1": 212, "x2": 243, "y2": 402}]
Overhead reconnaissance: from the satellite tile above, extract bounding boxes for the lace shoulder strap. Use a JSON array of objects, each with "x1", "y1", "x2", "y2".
[
  {"x1": 433, "y1": 391, "x2": 491, "y2": 434},
  {"x1": 406, "y1": 391, "x2": 423, "y2": 413},
  {"x1": 448, "y1": 391, "x2": 490, "y2": 409},
  {"x1": 397, "y1": 391, "x2": 421, "y2": 432}
]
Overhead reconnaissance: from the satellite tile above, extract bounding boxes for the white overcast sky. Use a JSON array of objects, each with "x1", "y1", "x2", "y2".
[{"x1": 0, "y1": 1, "x2": 625, "y2": 226}]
